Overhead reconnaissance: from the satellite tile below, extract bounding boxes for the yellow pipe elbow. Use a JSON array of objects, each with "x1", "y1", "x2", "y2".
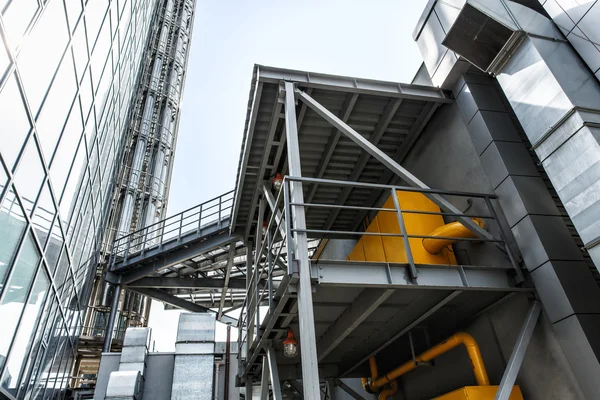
[
  {"x1": 378, "y1": 380, "x2": 398, "y2": 400},
  {"x1": 422, "y1": 217, "x2": 486, "y2": 254},
  {"x1": 368, "y1": 332, "x2": 490, "y2": 392}
]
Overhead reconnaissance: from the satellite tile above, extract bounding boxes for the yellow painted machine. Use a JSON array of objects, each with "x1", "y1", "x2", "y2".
[
  {"x1": 348, "y1": 191, "x2": 484, "y2": 265},
  {"x1": 434, "y1": 385, "x2": 523, "y2": 400}
]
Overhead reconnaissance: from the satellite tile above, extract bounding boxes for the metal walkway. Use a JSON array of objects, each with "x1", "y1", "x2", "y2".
[{"x1": 106, "y1": 191, "x2": 243, "y2": 324}]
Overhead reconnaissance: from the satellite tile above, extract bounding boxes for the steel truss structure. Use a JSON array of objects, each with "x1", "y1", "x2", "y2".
[{"x1": 103, "y1": 66, "x2": 537, "y2": 399}]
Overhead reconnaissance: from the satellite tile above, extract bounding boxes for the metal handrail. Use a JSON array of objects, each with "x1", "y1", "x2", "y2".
[
  {"x1": 238, "y1": 175, "x2": 524, "y2": 376},
  {"x1": 110, "y1": 190, "x2": 234, "y2": 265}
]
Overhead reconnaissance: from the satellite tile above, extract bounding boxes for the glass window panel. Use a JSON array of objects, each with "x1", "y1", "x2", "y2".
[
  {"x1": 110, "y1": 1, "x2": 118, "y2": 39},
  {"x1": 15, "y1": 289, "x2": 54, "y2": 400},
  {"x1": 0, "y1": 232, "x2": 41, "y2": 371},
  {"x1": 0, "y1": 163, "x2": 7, "y2": 202},
  {"x1": 53, "y1": 250, "x2": 70, "y2": 301},
  {"x1": 118, "y1": 0, "x2": 131, "y2": 51},
  {"x1": 0, "y1": 188, "x2": 27, "y2": 291},
  {"x1": 17, "y1": 0, "x2": 69, "y2": 114},
  {"x1": 1, "y1": 0, "x2": 39, "y2": 53},
  {"x1": 71, "y1": 23, "x2": 89, "y2": 82},
  {"x1": 13, "y1": 138, "x2": 45, "y2": 212},
  {"x1": 45, "y1": 224, "x2": 64, "y2": 273},
  {"x1": 0, "y1": 32, "x2": 9, "y2": 80},
  {"x1": 0, "y1": 73, "x2": 32, "y2": 172},
  {"x1": 31, "y1": 183, "x2": 56, "y2": 247},
  {"x1": 36, "y1": 55, "x2": 77, "y2": 162},
  {"x1": 91, "y1": 17, "x2": 110, "y2": 91},
  {"x1": 79, "y1": 68, "x2": 94, "y2": 122},
  {"x1": 85, "y1": 0, "x2": 109, "y2": 47},
  {"x1": 1, "y1": 268, "x2": 49, "y2": 394},
  {"x1": 49, "y1": 105, "x2": 83, "y2": 199},
  {"x1": 64, "y1": 0, "x2": 82, "y2": 32},
  {"x1": 58, "y1": 137, "x2": 87, "y2": 219}
]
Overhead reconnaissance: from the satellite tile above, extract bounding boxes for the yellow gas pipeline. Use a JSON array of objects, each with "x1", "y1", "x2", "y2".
[
  {"x1": 363, "y1": 332, "x2": 490, "y2": 395},
  {"x1": 422, "y1": 218, "x2": 486, "y2": 254},
  {"x1": 362, "y1": 357, "x2": 399, "y2": 400}
]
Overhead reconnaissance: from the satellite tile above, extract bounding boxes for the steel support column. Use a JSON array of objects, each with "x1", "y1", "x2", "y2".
[
  {"x1": 494, "y1": 300, "x2": 542, "y2": 400},
  {"x1": 218, "y1": 244, "x2": 237, "y2": 320},
  {"x1": 284, "y1": 81, "x2": 321, "y2": 398},
  {"x1": 267, "y1": 348, "x2": 283, "y2": 400},
  {"x1": 261, "y1": 357, "x2": 270, "y2": 400},
  {"x1": 296, "y1": 89, "x2": 492, "y2": 241},
  {"x1": 102, "y1": 283, "x2": 122, "y2": 352}
]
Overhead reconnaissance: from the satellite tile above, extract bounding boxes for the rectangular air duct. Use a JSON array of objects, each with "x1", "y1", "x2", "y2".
[{"x1": 442, "y1": 3, "x2": 525, "y2": 75}]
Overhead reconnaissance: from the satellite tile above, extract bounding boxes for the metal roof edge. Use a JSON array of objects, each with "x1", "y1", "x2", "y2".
[
  {"x1": 412, "y1": 0, "x2": 438, "y2": 41},
  {"x1": 255, "y1": 64, "x2": 451, "y2": 103},
  {"x1": 230, "y1": 64, "x2": 262, "y2": 236}
]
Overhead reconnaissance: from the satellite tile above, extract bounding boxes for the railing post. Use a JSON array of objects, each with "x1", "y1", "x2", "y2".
[
  {"x1": 178, "y1": 212, "x2": 183, "y2": 242},
  {"x1": 141, "y1": 226, "x2": 148, "y2": 255},
  {"x1": 267, "y1": 229, "x2": 273, "y2": 312},
  {"x1": 197, "y1": 204, "x2": 203, "y2": 233},
  {"x1": 218, "y1": 195, "x2": 223, "y2": 228},
  {"x1": 124, "y1": 236, "x2": 131, "y2": 263},
  {"x1": 283, "y1": 180, "x2": 295, "y2": 276},
  {"x1": 391, "y1": 188, "x2": 418, "y2": 281},
  {"x1": 159, "y1": 220, "x2": 165, "y2": 249}
]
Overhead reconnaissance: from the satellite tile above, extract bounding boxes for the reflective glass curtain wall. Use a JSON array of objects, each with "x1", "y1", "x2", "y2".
[{"x1": 0, "y1": 0, "x2": 157, "y2": 398}]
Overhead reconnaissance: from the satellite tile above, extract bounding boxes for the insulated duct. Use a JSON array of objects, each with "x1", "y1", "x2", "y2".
[{"x1": 433, "y1": 0, "x2": 600, "y2": 274}]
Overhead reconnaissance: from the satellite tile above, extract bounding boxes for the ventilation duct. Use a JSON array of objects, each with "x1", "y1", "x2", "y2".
[{"x1": 442, "y1": 3, "x2": 525, "y2": 74}]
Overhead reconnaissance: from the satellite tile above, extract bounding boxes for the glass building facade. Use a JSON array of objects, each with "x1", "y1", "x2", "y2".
[{"x1": 0, "y1": 0, "x2": 158, "y2": 398}]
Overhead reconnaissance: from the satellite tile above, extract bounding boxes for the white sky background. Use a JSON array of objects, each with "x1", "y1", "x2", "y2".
[{"x1": 148, "y1": 0, "x2": 429, "y2": 351}]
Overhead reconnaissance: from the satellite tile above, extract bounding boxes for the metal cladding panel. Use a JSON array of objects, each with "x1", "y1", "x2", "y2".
[
  {"x1": 122, "y1": 327, "x2": 152, "y2": 348},
  {"x1": 176, "y1": 313, "x2": 216, "y2": 343},
  {"x1": 105, "y1": 371, "x2": 142, "y2": 398},
  {"x1": 171, "y1": 355, "x2": 214, "y2": 400}
]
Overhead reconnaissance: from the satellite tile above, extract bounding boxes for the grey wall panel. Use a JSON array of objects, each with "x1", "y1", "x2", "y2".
[
  {"x1": 143, "y1": 353, "x2": 175, "y2": 400},
  {"x1": 171, "y1": 355, "x2": 214, "y2": 400},
  {"x1": 543, "y1": 0, "x2": 600, "y2": 76},
  {"x1": 94, "y1": 354, "x2": 121, "y2": 400}
]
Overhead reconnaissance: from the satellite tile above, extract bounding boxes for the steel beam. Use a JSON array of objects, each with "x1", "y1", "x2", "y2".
[
  {"x1": 334, "y1": 379, "x2": 366, "y2": 400},
  {"x1": 257, "y1": 65, "x2": 452, "y2": 103},
  {"x1": 218, "y1": 244, "x2": 237, "y2": 321},
  {"x1": 317, "y1": 288, "x2": 395, "y2": 361},
  {"x1": 262, "y1": 183, "x2": 286, "y2": 240},
  {"x1": 287, "y1": 380, "x2": 304, "y2": 397},
  {"x1": 127, "y1": 277, "x2": 248, "y2": 289},
  {"x1": 130, "y1": 287, "x2": 238, "y2": 325},
  {"x1": 296, "y1": 89, "x2": 492, "y2": 241},
  {"x1": 327, "y1": 379, "x2": 338, "y2": 400},
  {"x1": 313, "y1": 261, "x2": 525, "y2": 292},
  {"x1": 322, "y1": 98, "x2": 402, "y2": 230},
  {"x1": 267, "y1": 348, "x2": 283, "y2": 400},
  {"x1": 245, "y1": 91, "x2": 284, "y2": 241},
  {"x1": 284, "y1": 81, "x2": 321, "y2": 398},
  {"x1": 494, "y1": 300, "x2": 542, "y2": 400},
  {"x1": 261, "y1": 356, "x2": 270, "y2": 400},
  {"x1": 306, "y1": 92, "x2": 360, "y2": 204}
]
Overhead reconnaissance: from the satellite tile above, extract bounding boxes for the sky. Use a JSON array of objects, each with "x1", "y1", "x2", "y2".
[{"x1": 148, "y1": 0, "x2": 430, "y2": 351}]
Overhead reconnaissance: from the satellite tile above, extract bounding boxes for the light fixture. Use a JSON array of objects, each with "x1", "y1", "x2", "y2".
[
  {"x1": 262, "y1": 221, "x2": 268, "y2": 236},
  {"x1": 283, "y1": 329, "x2": 299, "y2": 358},
  {"x1": 272, "y1": 173, "x2": 283, "y2": 191}
]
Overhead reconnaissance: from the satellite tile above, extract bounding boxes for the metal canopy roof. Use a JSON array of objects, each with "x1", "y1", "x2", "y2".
[{"x1": 231, "y1": 65, "x2": 451, "y2": 241}]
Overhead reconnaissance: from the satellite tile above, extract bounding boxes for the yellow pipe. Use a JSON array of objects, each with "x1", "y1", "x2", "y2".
[
  {"x1": 368, "y1": 332, "x2": 490, "y2": 392},
  {"x1": 369, "y1": 356, "x2": 379, "y2": 380},
  {"x1": 378, "y1": 381, "x2": 398, "y2": 400},
  {"x1": 422, "y1": 218, "x2": 486, "y2": 254}
]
